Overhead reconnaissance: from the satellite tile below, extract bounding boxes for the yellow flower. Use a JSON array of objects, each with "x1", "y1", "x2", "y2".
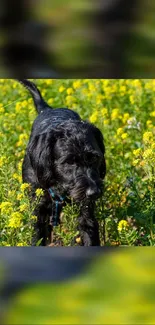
[
  {"x1": 117, "y1": 220, "x2": 128, "y2": 232},
  {"x1": 45, "y1": 79, "x2": 53, "y2": 85},
  {"x1": 143, "y1": 149, "x2": 154, "y2": 160},
  {"x1": 117, "y1": 128, "x2": 123, "y2": 136},
  {"x1": 47, "y1": 98, "x2": 53, "y2": 105},
  {"x1": 8, "y1": 190, "x2": 16, "y2": 197},
  {"x1": 19, "y1": 133, "x2": 28, "y2": 141},
  {"x1": 0, "y1": 106, "x2": 4, "y2": 113},
  {"x1": 20, "y1": 183, "x2": 30, "y2": 191},
  {"x1": 8, "y1": 212, "x2": 22, "y2": 228},
  {"x1": 146, "y1": 120, "x2": 153, "y2": 128},
  {"x1": 101, "y1": 108, "x2": 108, "y2": 116},
  {"x1": 22, "y1": 100, "x2": 28, "y2": 108},
  {"x1": 111, "y1": 108, "x2": 120, "y2": 120},
  {"x1": 121, "y1": 133, "x2": 128, "y2": 140},
  {"x1": 132, "y1": 159, "x2": 140, "y2": 166},
  {"x1": 73, "y1": 80, "x2": 81, "y2": 89},
  {"x1": 28, "y1": 98, "x2": 33, "y2": 104},
  {"x1": 150, "y1": 111, "x2": 155, "y2": 117},
  {"x1": 65, "y1": 95, "x2": 75, "y2": 104},
  {"x1": 17, "y1": 243, "x2": 27, "y2": 246},
  {"x1": 143, "y1": 131, "x2": 154, "y2": 144},
  {"x1": 66, "y1": 88, "x2": 73, "y2": 95},
  {"x1": 133, "y1": 148, "x2": 142, "y2": 157},
  {"x1": 122, "y1": 113, "x2": 130, "y2": 124},
  {"x1": 59, "y1": 85, "x2": 65, "y2": 93},
  {"x1": 103, "y1": 119, "x2": 109, "y2": 125},
  {"x1": 17, "y1": 161, "x2": 23, "y2": 171},
  {"x1": 96, "y1": 94, "x2": 103, "y2": 105},
  {"x1": 151, "y1": 143, "x2": 155, "y2": 150},
  {"x1": 31, "y1": 215, "x2": 37, "y2": 221},
  {"x1": 120, "y1": 86, "x2": 126, "y2": 93},
  {"x1": 17, "y1": 193, "x2": 24, "y2": 201},
  {"x1": 89, "y1": 83, "x2": 96, "y2": 92},
  {"x1": 0, "y1": 202, "x2": 13, "y2": 214},
  {"x1": 15, "y1": 102, "x2": 22, "y2": 113},
  {"x1": 133, "y1": 79, "x2": 141, "y2": 87},
  {"x1": 89, "y1": 111, "x2": 98, "y2": 123},
  {"x1": 36, "y1": 188, "x2": 44, "y2": 197},
  {"x1": 19, "y1": 204, "x2": 28, "y2": 212}
]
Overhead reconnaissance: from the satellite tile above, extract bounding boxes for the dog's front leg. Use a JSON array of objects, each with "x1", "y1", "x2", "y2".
[
  {"x1": 78, "y1": 201, "x2": 100, "y2": 246},
  {"x1": 31, "y1": 195, "x2": 52, "y2": 246}
]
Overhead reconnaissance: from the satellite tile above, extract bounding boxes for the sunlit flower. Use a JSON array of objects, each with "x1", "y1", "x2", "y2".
[
  {"x1": 132, "y1": 159, "x2": 140, "y2": 166},
  {"x1": 101, "y1": 108, "x2": 108, "y2": 116},
  {"x1": 0, "y1": 201, "x2": 13, "y2": 214},
  {"x1": 121, "y1": 133, "x2": 128, "y2": 140},
  {"x1": 143, "y1": 132, "x2": 154, "y2": 144},
  {"x1": 47, "y1": 98, "x2": 53, "y2": 105},
  {"x1": 117, "y1": 220, "x2": 129, "y2": 232},
  {"x1": 66, "y1": 88, "x2": 74, "y2": 95},
  {"x1": 36, "y1": 188, "x2": 44, "y2": 197},
  {"x1": 59, "y1": 85, "x2": 65, "y2": 93},
  {"x1": 73, "y1": 80, "x2": 81, "y2": 89},
  {"x1": 8, "y1": 212, "x2": 22, "y2": 228},
  {"x1": 89, "y1": 111, "x2": 98, "y2": 123},
  {"x1": 117, "y1": 128, "x2": 123, "y2": 136},
  {"x1": 111, "y1": 108, "x2": 120, "y2": 120},
  {"x1": 45, "y1": 79, "x2": 53, "y2": 85},
  {"x1": 133, "y1": 148, "x2": 142, "y2": 157},
  {"x1": 150, "y1": 111, "x2": 155, "y2": 117},
  {"x1": 19, "y1": 203, "x2": 28, "y2": 212},
  {"x1": 31, "y1": 215, "x2": 37, "y2": 221},
  {"x1": 20, "y1": 183, "x2": 30, "y2": 191}
]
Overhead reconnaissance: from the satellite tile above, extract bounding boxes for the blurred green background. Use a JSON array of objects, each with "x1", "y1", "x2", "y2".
[
  {"x1": 3, "y1": 248, "x2": 155, "y2": 324},
  {"x1": 1, "y1": 0, "x2": 155, "y2": 77}
]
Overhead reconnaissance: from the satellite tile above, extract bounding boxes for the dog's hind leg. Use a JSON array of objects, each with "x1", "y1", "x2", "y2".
[{"x1": 78, "y1": 202, "x2": 100, "y2": 246}]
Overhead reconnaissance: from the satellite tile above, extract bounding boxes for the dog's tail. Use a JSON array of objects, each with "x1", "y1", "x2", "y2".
[{"x1": 16, "y1": 79, "x2": 50, "y2": 114}]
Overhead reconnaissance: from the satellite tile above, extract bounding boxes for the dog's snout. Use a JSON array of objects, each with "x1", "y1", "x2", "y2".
[{"x1": 86, "y1": 187, "x2": 101, "y2": 199}]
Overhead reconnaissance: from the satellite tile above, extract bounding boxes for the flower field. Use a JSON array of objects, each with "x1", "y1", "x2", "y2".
[{"x1": 0, "y1": 79, "x2": 155, "y2": 246}]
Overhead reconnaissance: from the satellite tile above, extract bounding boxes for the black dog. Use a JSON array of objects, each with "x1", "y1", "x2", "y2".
[{"x1": 17, "y1": 80, "x2": 106, "y2": 246}]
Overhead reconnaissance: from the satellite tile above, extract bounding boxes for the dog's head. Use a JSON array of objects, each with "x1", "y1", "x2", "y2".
[{"x1": 29, "y1": 121, "x2": 106, "y2": 202}]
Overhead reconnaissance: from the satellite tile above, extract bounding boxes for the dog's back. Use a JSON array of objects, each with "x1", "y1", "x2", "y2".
[
  {"x1": 32, "y1": 108, "x2": 81, "y2": 136},
  {"x1": 17, "y1": 79, "x2": 81, "y2": 135}
]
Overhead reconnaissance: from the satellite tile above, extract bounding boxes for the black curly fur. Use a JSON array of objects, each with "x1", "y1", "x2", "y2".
[{"x1": 17, "y1": 79, "x2": 106, "y2": 246}]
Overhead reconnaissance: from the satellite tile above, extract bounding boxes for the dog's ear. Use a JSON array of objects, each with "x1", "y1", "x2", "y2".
[
  {"x1": 90, "y1": 124, "x2": 106, "y2": 179},
  {"x1": 28, "y1": 130, "x2": 59, "y2": 188}
]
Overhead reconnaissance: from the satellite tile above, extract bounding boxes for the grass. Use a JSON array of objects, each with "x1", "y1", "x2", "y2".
[{"x1": 0, "y1": 79, "x2": 155, "y2": 246}]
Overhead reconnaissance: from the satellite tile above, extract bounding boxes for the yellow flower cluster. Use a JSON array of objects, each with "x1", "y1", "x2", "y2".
[
  {"x1": 0, "y1": 201, "x2": 13, "y2": 214},
  {"x1": 36, "y1": 188, "x2": 44, "y2": 197},
  {"x1": 59, "y1": 85, "x2": 65, "y2": 93},
  {"x1": 73, "y1": 80, "x2": 81, "y2": 89},
  {"x1": 8, "y1": 212, "x2": 22, "y2": 228},
  {"x1": 117, "y1": 220, "x2": 129, "y2": 232},
  {"x1": 16, "y1": 133, "x2": 29, "y2": 147},
  {"x1": 111, "y1": 108, "x2": 120, "y2": 120},
  {"x1": 20, "y1": 183, "x2": 31, "y2": 191},
  {"x1": 89, "y1": 111, "x2": 98, "y2": 123},
  {"x1": 13, "y1": 173, "x2": 22, "y2": 183},
  {"x1": 143, "y1": 131, "x2": 154, "y2": 144}
]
